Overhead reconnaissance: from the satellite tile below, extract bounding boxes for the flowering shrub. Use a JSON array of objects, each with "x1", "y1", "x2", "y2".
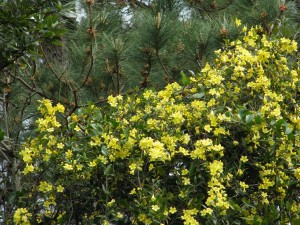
[{"x1": 14, "y1": 25, "x2": 300, "y2": 224}]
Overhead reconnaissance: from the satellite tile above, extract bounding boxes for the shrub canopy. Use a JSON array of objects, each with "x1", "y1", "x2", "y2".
[{"x1": 15, "y1": 25, "x2": 300, "y2": 225}]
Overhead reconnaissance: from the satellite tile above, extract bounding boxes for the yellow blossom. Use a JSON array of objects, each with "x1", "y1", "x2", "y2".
[
  {"x1": 14, "y1": 208, "x2": 32, "y2": 225},
  {"x1": 235, "y1": 18, "x2": 241, "y2": 27},
  {"x1": 38, "y1": 181, "x2": 53, "y2": 193},
  {"x1": 57, "y1": 185, "x2": 64, "y2": 193},
  {"x1": 169, "y1": 207, "x2": 177, "y2": 214},
  {"x1": 23, "y1": 164, "x2": 34, "y2": 174},
  {"x1": 200, "y1": 207, "x2": 213, "y2": 216},
  {"x1": 151, "y1": 204, "x2": 160, "y2": 211},
  {"x1": 63, "y1": 163, "x2": 73, "y2": 171},
  {"x1": 89, "y1": 160, "x2": 97, "y2": 167}
]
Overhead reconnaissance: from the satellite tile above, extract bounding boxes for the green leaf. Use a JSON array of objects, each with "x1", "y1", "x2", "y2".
[
  {"x1": 284, "y1": 125, "x2": 293, "y2": 135},
  {"x1": 255, "y1": 115, "x2": 262, "y2": 124},
  {"x1": 101, "y1": 146, "x2": 108, "y2": 156},
  {"x1": 245, "y1": 114, "x2": 254, "y2": 124},
  {"x1": 180, "y1": 71, "x2": 190, "y2": 86},
  {"x1": 104, "y1": 164, "x2": 112, "y2": 176},
  {"x1": 275, "y1": 119, "x2": 286, "y2": 128},
  {"x1": 8, "y1": 192, "x2": 16, "y2": 205},
  {"x1": 189, "y1": 92, "x2": 205, "y2": 99},
  {"x1": 238, "y1": 108, "x2": 249, "y2": 121},
  {"x1": 51, "y1": 39, "x2": 63, "y2": 46}
]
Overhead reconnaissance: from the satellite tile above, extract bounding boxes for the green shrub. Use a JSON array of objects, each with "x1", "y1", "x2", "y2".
[{"x1": 15, "y1": 25, "x2": 300, "y2": 225}]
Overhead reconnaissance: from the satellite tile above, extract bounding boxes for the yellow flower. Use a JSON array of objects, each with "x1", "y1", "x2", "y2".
[
  {"x1": 55, "y1": 103, "x2": 65, "y2": 113},
  {"x1": 239, "y1": 181, "x2": 249, "y2": 192},
  {"x1": 107, "y1": 95, "x2": 122, "y2": 107},
  {"x1": 200, "y1": 207, "x2": 213, "y2": 216},
  {"x1": 71, "y1": 114, "x2": 78, "y2": 122},
  {"x1": 74, "y1": 125, "x2": 81, "y2": 131},
  {"x1": 57, "y1": 185, "x2": 64, "y2": 193},
  {"x1": 63, "y1": 163, "x2": 73, "y2": 171},
  {"x1": 178, "y1": 147, "x2": 189, "y2": 156},
  {"x1": 103, "y1": 220, "x2": 110, "y2": 225},
  {"x1": 89, "y1": 160, "x2": 97, "y2": 167},
  {"x1": 151, "y1": 204, "x2": 160, "y2": 211},
  {"x1": 169, "y1": 207, "x2": 177, "y2": 214},
  {"x1": 107, "y1": 199, "x2": 115, "y2": 207},
  {"x1": 209, "y1": 160, "x2": 223, "y2": 176},
  {"x1": 235, "y1": 18, "x2": 241, "y2": 27},
  {"x1": 240, "y1": 156, "x2": 248, "y2": 163},
  {"x1": 57, "y1": 143, "x2": 64, "y2": 149},
  {"x1": 38, "y1": 181, "x2": 53, "y2": 193},
  {"x1": 181, "y1": 209, "x2": 199, "y2": 225},
  {"x1": 181, "y1": 169, "x2": 189, "y2": 175},
  {"x1": 14, "y1": 208, "x2": 32, "y2": 225},
  {"x1": 171, "y1": 111, "x2": 184, "y2": 124},
  {"x1": 130, "y1": 188, "x2": 137, "y2": 195},
  {"x1": 204, "y1": 124, "x2": 212, "y2": 132},
  {"x1": 116, "y1": 212, "x2": 123, "y2": 219},
  {"x1": 23, "y1": 164, "x2": 34, "y2": 175},
  {"x1": 182, "y1": 177, "x2": 191, "y2": 185},
  {"x1": 76, "y1": 164, "x2": 83, "y2": 171},
  {"x1": 261, "y1": 192, "x2": 269, "y2": 204},
  {"x1": 294, "y1": 167, "x2": 300, "y2": 180},
  {"x1": 65, "y1": 149, "x2": 73, "y2": 159}
]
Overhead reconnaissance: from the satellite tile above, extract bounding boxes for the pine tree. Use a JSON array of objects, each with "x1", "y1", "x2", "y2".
[{"x1": 48, "y1": 0, "x2": 300, "y2": 103}]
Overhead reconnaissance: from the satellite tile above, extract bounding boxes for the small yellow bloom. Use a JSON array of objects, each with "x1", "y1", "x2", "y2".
[
  {"x1": 107, "y1": 199, "x2": 115, "y2": 207},
  {"x1": 63, "y1": 163, "x2": 73, "y2": 171},
  {"x1": 240, "y1": 156, "x2": 248, "y2": 163},
  {"x1": 71, "y1": 114, "x2": 78, "y2": 122},
  {"x1": 89, "y1": 160, "x2": 97, "y2": 167},
  {"x1": 55, "y1": 103, "x2": 65, "y2": 113},
  {"x1": 152, "y1": 205, "x2": 160, "y2": 211},
  {"x1": 169, "y1": 207, "x2": 177, "y2": 214},
  {"x1": 181, "y1": 169, "x2": 189, "y2": 176},
  {"x1": 65, "y1": 149, "x2": 73, "y2": 159},
  {"x1": 200, "y1": 207, "x2": 213, "y2": 216},
  {"x1": 182, "y1": 177, "x2": 191, "y2": 185},
  {"x1": 74, "y1": 125, "x2": 81, "y2": 132},
  {"x1": 14, "y1": 208, "x2": 32, "y2": 224},
  {"x1": 38, "y1": 181, "x2": 53, "y2": 193},
  {"x1": 130, "y1": 188, "x2": 137, "y2": 195},
  {"x1": 116, "y1": 212, "x2": 123, "y2": 219},
  {"x1": 235, "y1": 18, "x2": 241, "y2": 27},
  {"x1": 76, "y1": 164, "x2": 83, "y2": 171},
  {"x1": 103, "y1": 220, "x2": 110, "y2": 225},
  {"x1": 239, "y1": 181, "x2": 249, "y2": 192},
  {"x1": 57, "y1": 185, "x2": 64, "y2": 193},
  {"x1": 23, "y1": 164, "x2": 34, "y2": 174},
  {"x1": 294, "y1": 167, "x2": 300, "y2": 180},
  {"x1": 57, "y1": 143, "x2": 64, "y2": 149}
]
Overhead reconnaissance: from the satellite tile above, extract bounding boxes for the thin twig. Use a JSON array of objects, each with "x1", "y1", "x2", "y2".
[{"x1": 156, "y1": 50, "x2": 172, "y2": 82}]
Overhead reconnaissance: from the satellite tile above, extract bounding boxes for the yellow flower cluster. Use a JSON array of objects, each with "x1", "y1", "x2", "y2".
[
  {"x1": 181, "y1": 208, "x2": 199, "y2": 225},
  {"x1": 13, "y1": 208, "x2": 32, "y2": 225},
  {"x1": 16, "y1": 25, "x2": 300, "y2": 224},
  {"x1": 36, "y1": 99, "x2": 65, "y2": 132},
  {"x1": 38, "y1": 181, "x2": 53, "y2": 193}
]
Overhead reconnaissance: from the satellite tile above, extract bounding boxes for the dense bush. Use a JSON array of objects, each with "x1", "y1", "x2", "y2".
[{"x1": 14, "y1": 24, "x2": 300, "y2": 225}]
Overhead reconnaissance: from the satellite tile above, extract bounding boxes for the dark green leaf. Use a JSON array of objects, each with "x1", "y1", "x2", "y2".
[{"x1": 0, "y1": 130, "x2": 5, "y2": 141}]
